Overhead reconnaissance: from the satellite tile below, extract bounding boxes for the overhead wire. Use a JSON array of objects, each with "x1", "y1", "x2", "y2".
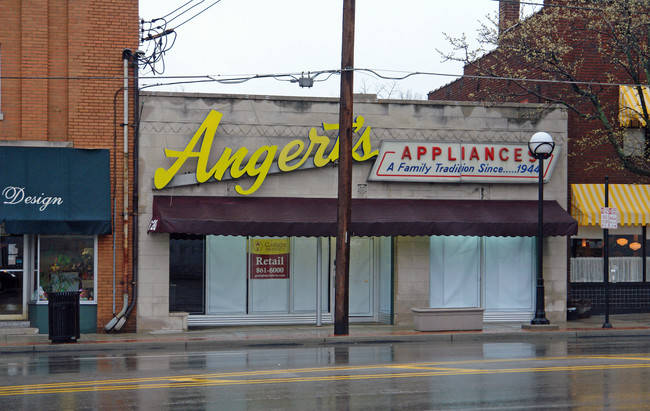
[
  {"x1": 12, "y1": 0, "x2": 650, "y2": 91},
  {"x1": 162, "y1": 0, "x2": 200, "y2": 21},
  {"x1": 174, "y1": 0, "x2": 222, "y2": 29},
  {"x1": 167, "y1": 0, "x2": 205, "y2": 24},
  {"x1": 139, "y1": 0, "x2": 223, "y2": 75},
  {"x1": 3, "y1": 68, "x2": 650, "y2": 89}
]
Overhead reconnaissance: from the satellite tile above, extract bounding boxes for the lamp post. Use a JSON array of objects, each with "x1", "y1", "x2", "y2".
[{"x1": 528, "y1": 132, "x2": 555, "y2": 325}]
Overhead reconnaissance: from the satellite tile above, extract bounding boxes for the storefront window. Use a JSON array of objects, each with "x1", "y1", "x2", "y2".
[
  {"x1": 205, "y1": 235, "x2": 330, "y2": 315},
  {"x1": 0, "y1": 235, "x2": 24, "y2": 315},
  {"x1": 170, "y1": 234, "x2": 204, "y2": 314},
  {"x1": 429, "y1": 236, "x2": 534, "y2": 311},
  {"x1": 171, "y1": 235, "x2": 391, "y2": 321},
  {"x1": 37, "y1": 236, "x2": 96, "y2": 302},
  {"x1": 571, "y1": 235, "x2": 645, "y2": 282},
  {"x1": 0, "y1": 235, "x2": 23, "y2": 269}
]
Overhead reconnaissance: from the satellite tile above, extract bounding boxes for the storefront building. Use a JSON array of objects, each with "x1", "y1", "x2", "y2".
[
  {"x1": 137, "y1": 92, "x2": 577, "y2": 331},
  {"x1": 0, "y1": 144, "x2": 111, "y2": 332},
  {"x1": 428, "y1": 3, "x2": 650, "y2": 316},
  {"x1": 570, "y1": 183, "x2": 650, "y2": 313},
  {"x1": 0, "y1": 0, "x2": 139, "y2": 333}
]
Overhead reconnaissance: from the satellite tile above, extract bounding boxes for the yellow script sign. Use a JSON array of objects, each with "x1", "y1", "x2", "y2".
[{"x1": 154, "y1": 110, "x2": 378, "y2": 194}]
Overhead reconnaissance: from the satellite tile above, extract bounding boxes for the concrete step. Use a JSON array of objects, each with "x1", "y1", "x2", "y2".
[{"x1": 0, "y1": 321, "x2": 39, "y2": 335}]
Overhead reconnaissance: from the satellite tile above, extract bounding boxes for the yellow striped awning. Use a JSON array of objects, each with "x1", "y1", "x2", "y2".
[
  {"x1": 620, "y1": 85, "x2": 650, "y2": 126},
  {"x1": 571, "y1": 184, "x2": 650, "y2": 226}
]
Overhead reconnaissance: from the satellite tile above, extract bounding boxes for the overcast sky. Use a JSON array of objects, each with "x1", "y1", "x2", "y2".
[{"x1": 137, "y1": 0, "x2": 508, "y2": 99}]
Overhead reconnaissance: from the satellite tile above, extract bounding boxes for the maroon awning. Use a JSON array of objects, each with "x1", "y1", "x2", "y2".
[{"x1": 148, "y1": 196, "x2": 578, "y2": 238}]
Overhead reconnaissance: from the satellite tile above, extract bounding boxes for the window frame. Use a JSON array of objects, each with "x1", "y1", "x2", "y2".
[{"x1": 36, "y1": 235, "x2": 98, "y2": 304}]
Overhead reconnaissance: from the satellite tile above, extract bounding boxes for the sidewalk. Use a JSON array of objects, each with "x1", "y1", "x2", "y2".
[{"x1": 2, "y1": 313, "x2": 650, "y2": 354}]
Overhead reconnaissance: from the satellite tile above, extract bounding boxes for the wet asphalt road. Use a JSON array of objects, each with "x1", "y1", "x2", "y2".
[{"x1": 1, "y1": 337, "x2": 650, "y2": 409}]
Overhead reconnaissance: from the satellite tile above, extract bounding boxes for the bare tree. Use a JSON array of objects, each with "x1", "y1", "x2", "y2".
[
  {"x1": 357, "y1": 79, "x2": 423, "y2": 100},
  {"x1": 440, "y1": 0, "x2": 650, "y2": 176}
]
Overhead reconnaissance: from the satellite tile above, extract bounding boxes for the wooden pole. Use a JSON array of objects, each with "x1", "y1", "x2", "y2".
[{"x1": 334, "y1": 0, "x2": 355, "y2": 336}]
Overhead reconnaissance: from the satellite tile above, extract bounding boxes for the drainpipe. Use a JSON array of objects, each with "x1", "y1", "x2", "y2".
[
  {"x1": 105, "y1": 49, "x2": 132, "y2": 331},
  {"x1": 117, "y1": 50, "x2": 142, "y2": 331}
]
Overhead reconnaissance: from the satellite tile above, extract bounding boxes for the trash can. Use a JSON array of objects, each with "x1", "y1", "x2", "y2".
[{"x1": 48, "y1": 291, "x2": 80, "y2": 343}]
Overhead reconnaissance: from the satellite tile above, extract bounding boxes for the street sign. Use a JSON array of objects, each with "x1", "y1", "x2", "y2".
[{"x1": 600, "y1": 207, "x2": 619, "y2": 229}]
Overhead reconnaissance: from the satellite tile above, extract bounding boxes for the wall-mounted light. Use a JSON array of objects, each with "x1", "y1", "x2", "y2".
[
  {"x1": 630, "y1": 242, "x2": 642, "y2": 251},
  {"x1": 616, "y1": 238, "x2": 629, "y2": 246}
]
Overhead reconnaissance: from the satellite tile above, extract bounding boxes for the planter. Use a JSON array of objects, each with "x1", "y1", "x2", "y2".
[
  {"x1": 412, "y1": 307, "x2": 485, "y2": 331},
  {"x1": 29, "y1": 302, "x2": 97, "y2": 334}
]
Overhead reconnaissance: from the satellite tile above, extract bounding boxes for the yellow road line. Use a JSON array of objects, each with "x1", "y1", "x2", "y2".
[
  {"x1": 395, "y1": 365, "x2": 482, "y2": 372},
  {"x1": 2, "y1": 355, "x2": 650, "y2": 397}
]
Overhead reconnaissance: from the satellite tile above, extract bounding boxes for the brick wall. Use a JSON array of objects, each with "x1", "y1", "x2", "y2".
[
  {"x1": 0, "y1": 0, "x2": 139, "y2": 332},
  {"x1": 498, "y1": 0, "x2": 520, "y2": 35},
  {"x1": 428, "y1": 2, "x2": 648, "y2": 187}
]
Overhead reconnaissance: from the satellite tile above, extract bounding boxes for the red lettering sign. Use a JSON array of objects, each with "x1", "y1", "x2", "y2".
[
  {"x1": 485, "y1": 147, "x2": 495, "y2": 161},
  {"x1": 499, "y1": 147, "x2": 509, "y2": 161},
  {"x1": 448, "y1": 147, "x2": 457, "y2": 161},
  {"x1": 417, "y1": 146, "x2": 427, "y2": 160},
  {"x1": 432, "y1": 146, "x2": 442, "y2": 160}
]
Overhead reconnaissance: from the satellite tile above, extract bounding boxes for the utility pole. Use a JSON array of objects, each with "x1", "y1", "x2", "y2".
[{"x1": 334, "y1": 0, "x2": 355, "y2": 336}]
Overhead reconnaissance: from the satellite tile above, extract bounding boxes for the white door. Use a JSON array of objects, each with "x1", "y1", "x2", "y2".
[{"x1": 330, "y1": 237, "x2": 375, "y2": 319}]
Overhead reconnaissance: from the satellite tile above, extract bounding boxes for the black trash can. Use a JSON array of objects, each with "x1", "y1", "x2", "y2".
[{"x1": 48, "y1": 291, "x2": 80, "y2": 343}]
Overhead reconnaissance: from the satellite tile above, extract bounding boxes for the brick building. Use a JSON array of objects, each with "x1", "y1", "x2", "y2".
[
  {"x1": 0, "y1": 0, "x2": 139, "y2": 334},
  {"x1": 429, "y1": 0, "x2": 650, "y2": 315}
]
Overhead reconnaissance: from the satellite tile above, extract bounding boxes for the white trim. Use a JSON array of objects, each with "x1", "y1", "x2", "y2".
[
  {"x1": 483, "y1": 311, "x2": 534, "y2": 322},
  {"x1": 0, "y1": 140, "x2": 72, "y2": 147},
  {"x1": 188, "y1": 313, "x2": 334, "y2": 326}
]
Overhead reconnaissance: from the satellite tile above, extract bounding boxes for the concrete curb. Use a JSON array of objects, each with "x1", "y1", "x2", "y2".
[{"x1": 2, "y1": 327, "x2": 650, "y2": 354}]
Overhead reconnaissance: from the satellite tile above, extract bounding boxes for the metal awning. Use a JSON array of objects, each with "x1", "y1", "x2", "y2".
[
  {"x1": 0, "y1": 146, "x2": 111, "y2": 235},
  {"x1": 148, "y1": 195, "x2": 577, "y2": 237},
  {"x1": 571, "y1": 184, "x2": 650, "y2": 226}
]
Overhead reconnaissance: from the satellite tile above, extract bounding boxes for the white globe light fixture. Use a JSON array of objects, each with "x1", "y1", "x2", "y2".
[
  {"x1": 528, "y1": 132, "x2": 555, "y2": 159},
  {"x1": 529, "y1": 132, "x2": 555, "y2": 326}
]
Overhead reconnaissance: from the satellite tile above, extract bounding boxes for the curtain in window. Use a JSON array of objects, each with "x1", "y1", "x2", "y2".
[{"x1": 429, "y1": 236, "x2": 480, "y2": 308}]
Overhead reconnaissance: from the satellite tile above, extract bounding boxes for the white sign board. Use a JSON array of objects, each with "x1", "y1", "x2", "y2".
[
  {"x1": 368, "y1": 141, "x2": 560, "y2": 183},
  {"x1": 600, "y1": 207, "x2": 619, "y2": 229}
]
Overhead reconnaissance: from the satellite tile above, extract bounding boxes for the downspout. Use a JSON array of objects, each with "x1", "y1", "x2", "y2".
[
  {"x1": 117, "y1": 50, "x2": 141, "y2": 331},
  {"x1": 111, "y1": 88, "x2": 121, "y2": 319},
  {"x1": 105, "y1": 49, "x2": 132, "y2": 331}
]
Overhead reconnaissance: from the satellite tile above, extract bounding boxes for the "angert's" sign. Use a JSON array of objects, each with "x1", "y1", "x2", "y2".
[{"x1": 368, "y1": 141, "x2": 560, "y2": 183}]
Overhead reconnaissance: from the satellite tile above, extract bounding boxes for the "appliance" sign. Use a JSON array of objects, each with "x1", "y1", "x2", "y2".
[{"x1": 368, "y1": 141, "x2": 560, "y2": 183}]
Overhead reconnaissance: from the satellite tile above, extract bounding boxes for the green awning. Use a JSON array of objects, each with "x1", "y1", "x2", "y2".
[{"x1": 0, "y1": 146, "x2": 111, "y2": 235}]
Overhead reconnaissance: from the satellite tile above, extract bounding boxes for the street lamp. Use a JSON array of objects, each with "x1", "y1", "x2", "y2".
[{"x1": 528, "y1": 132, "x2": 555, "y2": 325}]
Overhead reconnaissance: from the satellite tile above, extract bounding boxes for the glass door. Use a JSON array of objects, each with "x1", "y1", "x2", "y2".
[
  {"x1": 0, "y1": 235, "x2": 27, "y2": 319},
  {"x1": 329, "y1": 237, "x2": 376, "y2": 319}
]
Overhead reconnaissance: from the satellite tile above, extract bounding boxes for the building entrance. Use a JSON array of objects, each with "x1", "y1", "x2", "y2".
[{"x1": 0, "y1": 235, "x2": 27, "y2": 319}]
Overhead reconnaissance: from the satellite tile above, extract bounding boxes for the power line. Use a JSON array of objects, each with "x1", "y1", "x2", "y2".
[
  {"x1": 139, "y1": 0, "x2": 223, "y2": 75},
  {"x1": 160, "y1": 0, "x2": 196, "y2": 20},
  {"x1": 175, "y1": 0, "x2": 222, "y2": 29},
  {"x1": 4, "y1": 68, "x2": 649, "y2": 90},
  {"x1": 166, "y1": 0, "x2": 205, "y2": 24}
]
